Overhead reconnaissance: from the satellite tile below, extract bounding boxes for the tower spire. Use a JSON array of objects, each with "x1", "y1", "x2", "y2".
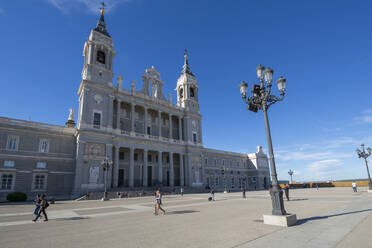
[
  {"x1": 94, "y1": 1, "x2": 110, "y2": 37},
  {"x1": 182, "y1": 49, "x2": 194, "y2": 76}
]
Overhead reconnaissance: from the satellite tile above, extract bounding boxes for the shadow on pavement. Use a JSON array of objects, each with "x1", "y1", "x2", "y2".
[
  {"x1": 166, "y1": 210, "x2": 199, "y2": 215},
  {"x1": 54, "y1": 217, "x2": 90, "y2": 221},
  {"x1": 288, "y1": 198, "x2": 308, "y2": 201},
  {"x1": 297, "y1": 208, "x2": 372, "y2": 225}
]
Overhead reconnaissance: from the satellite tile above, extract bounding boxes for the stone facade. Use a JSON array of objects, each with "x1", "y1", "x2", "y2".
[{"x1": 0, "y1": 12, "x2": 270, "y2": 200}]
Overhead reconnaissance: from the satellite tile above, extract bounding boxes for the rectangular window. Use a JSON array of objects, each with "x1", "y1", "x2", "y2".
[
  {"x1": 147, "y1": 126, "x2": 151, "y2": 135},
  {"x1": 155, "y1": 155, "x2": 158, "y2": 163},
  {"x1": 1, "y1": 174, "x2": 13, "y2": 190},
  {"x1": 231, "y1": 177, "x2": 234, "y2": 186},
  {"x1": 93, "y1": 112, "x2": 101, "y2": 128},
  {"x1": 166, "y1": 156, "x2": 170, "y2": 163},
  {"x1": 4, "y1": 161, "x2": 14, "y2": 167},
  {"x1": 39, "y1": 139, "x2": 49, "y2": 153},
  {"x1": 252, "y1": 177, "x2": 256, "y2": 183},
  {"x1": 134, "y1": 153, "x2": 138, "y2": 161},
  {"x1": 205, "y1": 158, "x2": 208, "y2": 165},
  {"x1": 7, "y1": 136, "x2": 19, "y2": 151},
  {"x1": 33, "y1": 174, "x2": 47, "y2": 190},
  {"x1": 119, "y1": 151, "x2": 125, "y2": 160},
  {"x1": 36, "y1": 162, "x2": 47, "y2": 169},
  {"x1": 193, "y1": 133, "x2": 197, "y2": 143},
  {"x1": 148, "y1": 154, "x2": 152, "y2": 162}
]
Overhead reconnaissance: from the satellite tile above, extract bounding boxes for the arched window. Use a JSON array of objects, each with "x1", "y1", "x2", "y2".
[
  {"x1": 179, "y1": 88, "x2": 183, "y2": 98},
  {"x1": 97, "y1": 50, "x2": 106, "y2": 64},
  {"x1": 190, "y1": 87, "x2": 195, "y2": 97}
]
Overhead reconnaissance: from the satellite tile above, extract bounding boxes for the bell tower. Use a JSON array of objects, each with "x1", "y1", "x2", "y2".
[
  {"x1": 176, "y1": 50, "x2": 203, "y2": 146},
  {"x1": 81, "y1": 4, "x2": 115, "y2": 86},
  {"x1": 176, "y1": 50, "x2": 200, "y2": 113}
]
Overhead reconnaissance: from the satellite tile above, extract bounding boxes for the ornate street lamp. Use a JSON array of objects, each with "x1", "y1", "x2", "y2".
[
  {"x1": 101, "y1": 157, "x2": 113, "y2": 201},
  {"x1": 288, "y1": 170, "x2": 294, "y2": 184},
  {"x1": 356, "y1": 144, "x2": 372, "y2": 190},
  {"x1": 238, "y1": 64, "x2": 287, "y2": 216}
]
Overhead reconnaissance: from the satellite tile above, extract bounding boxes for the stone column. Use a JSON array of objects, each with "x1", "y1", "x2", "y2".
[
  {"x1": 113, "y1": 145, "x2": 119, "y2": 187},
  {"x1": 180, "y1": 154, "x2": 184, "y2": 187},
  {"x1": 131, "y1": 103, "x2": 135, "y2": 133},
  {"x1": 73, "y1": 138, "x2": 85, "y2": 196},
  {"x1": 108, "y1": 95, "x2": 114, "y2": 129},
  {"x1": 187, "y1": 154, "x2": 193, "y2": 186},
  {"x1": 201, "y1": 155, "x2": 205, "y2": 187},
  {"x1": 199, "y1": 120, "x2": 203, "y2": 144},
  {"x1": 116, "y1": 100, "x2": 120, "y2": 130},
  {"x1": 129, "y1": 147, "x2": 134, "y2": 187},
  {"x1": 169, "y1": 152, "x2": 174, "y2": 187},
  {"x1": 143, "y1": 149, "x2": 148, "y2": 187},
  {"x1": 178, "y1": 117, "x2": 182, "y2": 140},
  {"x1": 144, "y1": 106, "x2": 148, "y2": 135},
  {"x1": 158, "y1": 111, "x2": 162, "y2": 138},
  {"x1": 158, "y1": 151, "x2": 163, "y2": 185},
  {"x1": 106, "y1": 144, "x2": 113, "y2": 188},
  {"x1": 169, "y1": 114, "x2": 173, "y2": 139}
]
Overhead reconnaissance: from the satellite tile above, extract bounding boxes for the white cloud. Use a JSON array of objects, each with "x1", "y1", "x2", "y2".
[
  {"x1": 46, "y1": 0, "x2": 129, "y2": 14},
  {"x1": 307, "y1": 159, "x2": 344, "y2": 180},
  {"x1": 354, "y1": 109, "x2": 372, "y2": 124},
  {"x1": 308, "y1": 159, "x2": 342, "y2": 171},
  {"x1": 276, "y1": 150, "x2": 352, "y2": 161}
]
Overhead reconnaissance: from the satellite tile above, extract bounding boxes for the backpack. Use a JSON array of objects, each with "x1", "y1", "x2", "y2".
[{"x1": 44, "y1": 201, "x2": 50, "y2": 209}]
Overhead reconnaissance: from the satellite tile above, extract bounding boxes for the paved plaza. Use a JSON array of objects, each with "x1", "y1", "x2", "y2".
[{"x1": 1, "y1": 187, "x2": 371, "y2": 248}]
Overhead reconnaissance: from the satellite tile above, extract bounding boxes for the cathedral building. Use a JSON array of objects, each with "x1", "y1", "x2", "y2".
[{"x1": 0, "y1": 10, "x2": 270, "y2": 200}]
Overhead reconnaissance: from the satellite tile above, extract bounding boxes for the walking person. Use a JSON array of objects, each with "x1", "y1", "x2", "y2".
[
  {"x1": 242, "y1": 186, "x2": 246, "y2": 199},
  {"x1": 33, "y1": 194, "x2": 42, "y2": 219},
  {"x1": 315, "y1": 184, "x2": 319, "y2": 191},
  {"x1": 211, "y1": 187, "x2": 215, "y2": 201},
  {"x1": 155, "y1": 189, "x2": 166, "y2": 215},
  {"x1": 33, "y1": 194, "x2": 49, "y2": 222},
  {"x1": 154, "y1": 191, "x2": 158, "y2": 215},
  {"x1": 284, "y1": 184, "x2": 290, "y2": 201},
  {"x1": 352, "y1": 181, "x2": 357, "y2": 192},
  {"x1": 180, "y1": 186, "x2": 184, "y2": 197}
]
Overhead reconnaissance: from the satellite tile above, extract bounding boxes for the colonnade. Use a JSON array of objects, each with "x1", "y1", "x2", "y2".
[
  {"x1": 114, "y1": 100, "x2": 184, "y2": 140},
  {"x1": 112, "y1": 146, "x2": 187, "y2": 188}
]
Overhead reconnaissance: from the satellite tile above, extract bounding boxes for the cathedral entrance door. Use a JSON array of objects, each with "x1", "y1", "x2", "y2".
[
  {"x1": 118, "y1": 169, "x2": 124, "y2": 187},
  {"x1": 147, "y1": 166, "x2": 152, "y2": 186}
]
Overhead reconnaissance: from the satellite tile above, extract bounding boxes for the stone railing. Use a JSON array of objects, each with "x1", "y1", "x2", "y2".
[
  {"x1": 121, "y1": 130, "x2": 131, "y2": 136},
  {"x1": 0, "y1": 116, "x2": 76, "y2": 134}
]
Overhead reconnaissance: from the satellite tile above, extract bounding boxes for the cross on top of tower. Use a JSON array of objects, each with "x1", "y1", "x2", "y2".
[
  {"x1": 99, "y1": 1, "x2": 106, "y2": 15},
  {"x1": 182, "y1": 49, "x2": 194, "y2": 76},
  {"x1": 94, "y1": 1, "x2": 110, "y2": 37}
]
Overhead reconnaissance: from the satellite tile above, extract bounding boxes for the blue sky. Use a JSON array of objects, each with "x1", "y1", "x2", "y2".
[{"x1": 1, "y1": 0, "x2": 372, "y2": 182}]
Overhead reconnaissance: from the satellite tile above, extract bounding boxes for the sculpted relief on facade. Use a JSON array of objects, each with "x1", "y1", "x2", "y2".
[{"x1": 84, "y1": 143, "x2": 105, "y2": 160}]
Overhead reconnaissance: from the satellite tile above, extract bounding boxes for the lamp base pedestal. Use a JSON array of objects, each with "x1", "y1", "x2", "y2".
[{"x1": 263, "y1": 214, "x2": 297, "y2": 227}]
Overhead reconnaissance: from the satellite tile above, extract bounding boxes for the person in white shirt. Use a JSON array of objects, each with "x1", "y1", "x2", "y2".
[{"x1": 352, "y1": 182, "x2": 357, "y2": 192}]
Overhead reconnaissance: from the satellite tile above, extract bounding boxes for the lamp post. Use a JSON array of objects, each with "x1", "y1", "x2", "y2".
[
  {"x1": 238, "y1": 64, "x2": 287, "y2": 216},
  {"x1": 101, "y1": 157, "x2": 113, "y2": 201},
  {"x1": 356, "y1": 144, "x2": 372, "y2": 190},
  {"x1": 288, "y1": 170, "x2": 294, "y2": 184},
  {"x1": 221, "y1": 166, "x2": 228, "y2": 193}
]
